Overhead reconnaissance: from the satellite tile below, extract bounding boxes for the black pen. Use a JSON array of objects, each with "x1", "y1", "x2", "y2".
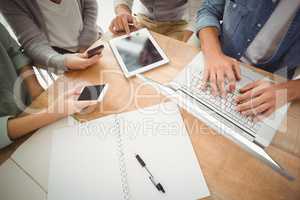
[{"x1": 135, "y1": 154, "x2": 166, "y2": 193}]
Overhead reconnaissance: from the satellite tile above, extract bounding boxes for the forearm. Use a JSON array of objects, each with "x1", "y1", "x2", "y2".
[
  {"x1": 199, "y1": 27, "x2": 223, "y2": 57},
  {"x1": 283, "y1": 80, "x2": 300, "y2": 102},
  {"x1": 20, "y1": 66, "x2": 44, "y2": 100},
  {"x1": 7, "y1": 109, "x2": 65, "y2": 140}
]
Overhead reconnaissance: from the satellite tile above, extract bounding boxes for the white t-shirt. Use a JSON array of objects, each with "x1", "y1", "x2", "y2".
[{"x1": 37, "y1": 0, "x2": 83, "y2": 52}]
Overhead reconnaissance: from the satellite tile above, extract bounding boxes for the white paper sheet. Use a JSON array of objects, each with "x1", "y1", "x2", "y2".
[{"x1": 48, "y1": 102, "x2": 210, "y2": 200}]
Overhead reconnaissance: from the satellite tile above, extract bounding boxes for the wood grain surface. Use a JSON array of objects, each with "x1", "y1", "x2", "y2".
[{"x1": 1, "y1": 32, "x2": 299, "y2": 200}]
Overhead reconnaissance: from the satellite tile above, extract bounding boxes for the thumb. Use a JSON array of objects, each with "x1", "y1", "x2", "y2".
[
  {"x1": 66, "y1": 84, "x2": 86, "y2": 97},
  {"x1": 79, "y1": 52, "x2": 88, "y2": 59},
  {"x1": 85, "y1": 54, "x2": 101, "y2": 65}
]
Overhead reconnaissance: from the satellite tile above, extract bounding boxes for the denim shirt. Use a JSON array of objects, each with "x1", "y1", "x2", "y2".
[{"x1": 196, "y1": 0, "x2": 300, "y2": 79}]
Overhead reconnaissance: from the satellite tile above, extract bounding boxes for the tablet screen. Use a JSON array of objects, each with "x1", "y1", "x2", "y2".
[{"x1": 114, "y1": 31, "x2": 164, "y2": 72}]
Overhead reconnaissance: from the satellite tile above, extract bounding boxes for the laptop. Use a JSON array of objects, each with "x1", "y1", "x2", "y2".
[{"x1": 137, "y1": 53, "x2": 293, "y2": 180}]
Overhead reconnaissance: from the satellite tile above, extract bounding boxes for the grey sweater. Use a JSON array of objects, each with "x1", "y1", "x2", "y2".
[{"x1": 0, "y1": 0, "x2": 99, "y2": 71}]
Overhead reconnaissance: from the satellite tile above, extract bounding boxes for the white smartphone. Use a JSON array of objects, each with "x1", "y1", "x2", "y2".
[{"x1": 77, "y1": 84, "x2": 109, "y2": 101}]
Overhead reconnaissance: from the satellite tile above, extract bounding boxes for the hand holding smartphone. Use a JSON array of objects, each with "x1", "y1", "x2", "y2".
[{"x1": 87, "y1": 45, "x2": 105, "y2": 58}]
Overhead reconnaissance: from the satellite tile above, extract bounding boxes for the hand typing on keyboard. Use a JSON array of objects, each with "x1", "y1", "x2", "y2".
[
  {"x1": 235, "y1": 80, "x2": 289, "y2": 121},
  {"x1": 178, "y1": 73, "x2": 259, "y2": 134},
  {"x1": 201, "y1": 53, "x2": 241, "y2": 97}
]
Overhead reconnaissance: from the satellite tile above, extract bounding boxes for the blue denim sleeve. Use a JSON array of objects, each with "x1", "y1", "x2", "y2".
[{"x1": 195, "y1": 0, "x2": 226, "y2": 34}]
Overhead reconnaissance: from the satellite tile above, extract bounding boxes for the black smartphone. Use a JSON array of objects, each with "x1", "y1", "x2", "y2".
[
  {"x1": 87, "y1": 45, "x2": 105, "y2": 58},
  {"x1": 77, "y1": 84, "x2": 108, "y2": 101}
]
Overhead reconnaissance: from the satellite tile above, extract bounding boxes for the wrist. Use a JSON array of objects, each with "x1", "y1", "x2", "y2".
[
  {"x1": 288, "y1": 80, "x2": 300, "y2": 101},
  {"x1": 116, "y1": 4, "x2": 131, "y2": 16},
  {"x1": 38, "y1": 108, "x2": 66, "y2": 119},
  {"x1": 46, "y1": 101, "x2": 70, "y2": 119},
  {"x1": 203, "y1": 49, "x2": 224, "y2": 60},
  {"x1": 278, "y1": 80, "x2": 300, "y2": 102},
  {"x1": 199, "y1": 27, "x2": 223, "y2": 60},
  {"x1": 63, "y1": 54, "x2": 72, "y2": 70}
]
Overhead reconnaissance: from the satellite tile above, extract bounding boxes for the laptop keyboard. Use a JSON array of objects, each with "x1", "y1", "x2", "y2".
[{"x1": 176, "y1": 72, "x2": 261, "y2": 137}]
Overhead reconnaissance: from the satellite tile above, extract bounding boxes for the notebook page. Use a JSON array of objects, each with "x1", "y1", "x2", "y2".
[
  {"x1": 118, "y1": 102, "x2": 210, "y2": 200},
  {"x1": 47, "y1": 115, "x2": 124, "y2": 200},
  {"x1": 11, "y1": 117, "x2": 77, "y2": 191}
]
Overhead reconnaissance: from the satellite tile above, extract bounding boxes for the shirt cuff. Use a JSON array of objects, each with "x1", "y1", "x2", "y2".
[
  {"x1": 48, "y1": 54, "x2": 68, "y2": 72},
  {"x1": 12, "y1": 53, "x2": 32, "y2": 71},
  {"x1": 195, "y1": 15, "x2": 221, "y2": 37},
  {"x1": 0, "y1": 116, "x2": 13, "y2": 149}
]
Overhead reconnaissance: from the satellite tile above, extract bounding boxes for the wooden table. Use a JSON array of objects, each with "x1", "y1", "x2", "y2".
[{"x1": 1, "y1": 32, "x2": 300, "y2": 200}]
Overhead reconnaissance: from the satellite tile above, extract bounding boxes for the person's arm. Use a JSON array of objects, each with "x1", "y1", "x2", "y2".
[
  {"x1": 0, "y1": 0, "x2": 100, "y2": 71},
  {"x1": 79, "y1": 0, "x2": 100, "y2": 51},
  {"x1": 287, "y1": 79, "x2": 300, "y2": 101},
  {"x1": 110, "y1": 0, "x2": 136, "y2": 34},
  {"x1": 195, "y1": 0, "x2": 225, "y2": 33},
  {"x1": 0, "y1": 23, "x2": 44, "y2": 100},
  {"x1": 236, "y1": 80, "x2": 300, "y2": 120},
  {"x1": 199, "y1": 27, "x2": 241, "y2": 96},
  {"x1": 0, "y1": 88, "x2": 98, "y2": 149},
  {"x1": 0, "y1": 22, "x2": 43, "y2": 100},
  {"x1": 19, "y1": 66, "x2": 44, "y2": 100},
  {"x1": 0, "y1": 0, "x2": 66, "y2": 70},
  {"x1": 114, "y1": 0, "x2": 133, "y2": 14},
  {"x1": 182, "y1": 0, "x2": 204, "y2": 42},
  {"x1": 7, "y1": 109, "x2": 65, "y2": 140},
  {"x1": 196, "y1": 0, "x2": 241, "y2": 96}
]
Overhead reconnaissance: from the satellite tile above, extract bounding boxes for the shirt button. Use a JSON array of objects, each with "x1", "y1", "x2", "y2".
[
  {"x1": 237, "y1": 52, "x2": 241, "y2": 56},
  {"x1": 257, "y1": 23, "x2": 262, "y2": 28},
  {"x1": 232, "y1": 3, "x2": 237, "y2": 8},
  {"x1": 247, "y1": 39, "x2": 251, "y2": 42}
]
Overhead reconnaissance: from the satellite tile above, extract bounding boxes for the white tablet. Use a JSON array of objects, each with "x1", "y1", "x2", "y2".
[{"x1": 109, "y1": 28, "x2": 169, "y2": 78}]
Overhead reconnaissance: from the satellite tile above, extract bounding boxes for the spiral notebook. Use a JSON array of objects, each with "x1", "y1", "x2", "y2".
[{"x1": 48, "y1": 102, "x2": 210, "y2": 200}]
